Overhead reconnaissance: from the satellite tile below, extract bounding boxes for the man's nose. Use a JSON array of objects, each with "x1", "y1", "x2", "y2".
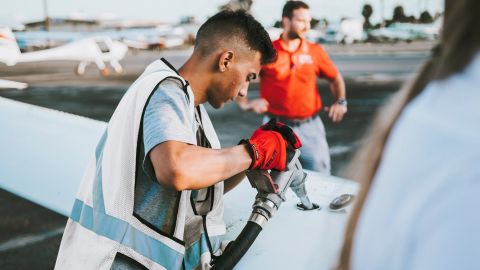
[{"x1": 238, "y1": 85, "x2": 248, "y2": 97}]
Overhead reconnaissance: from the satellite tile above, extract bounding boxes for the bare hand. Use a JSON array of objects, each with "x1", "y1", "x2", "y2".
[
  {"x1": 240, "y1": 98, "x2": 269, "y2": 114},
  {"x1": 328, "y1": 103, "x2": 347, "y2": 123}
]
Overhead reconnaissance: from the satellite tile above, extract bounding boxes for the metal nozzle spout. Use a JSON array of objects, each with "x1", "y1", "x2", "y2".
[{"x1": 289, "y1": 171, "x2": 315, "y2": 209}]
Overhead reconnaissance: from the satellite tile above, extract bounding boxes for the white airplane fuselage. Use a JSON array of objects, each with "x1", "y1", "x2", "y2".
[{"x1": 0, "y1": 28, "x2": 128, "y2": 75}]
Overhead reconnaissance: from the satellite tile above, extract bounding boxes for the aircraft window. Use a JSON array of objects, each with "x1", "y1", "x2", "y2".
[{"x1": 96, "y1": 41, "x2": 110, "y2": 53}]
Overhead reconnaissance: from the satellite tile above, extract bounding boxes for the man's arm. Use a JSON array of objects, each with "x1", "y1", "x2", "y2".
[
  {"x1": 150, "y1": 141, "x2": 251, "y2": 191},
  {"x1": 149, "y1": 120, "x2": 299, "y2": 192},
  {"x1": 327, "y1": 73, "x2": 347, "y2": 123}
]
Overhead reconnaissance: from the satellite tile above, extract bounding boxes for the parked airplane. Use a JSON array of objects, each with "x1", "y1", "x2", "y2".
[
  {"x1": 0, "y1": 79, "x2": 27, "y2": 90},
  {"x1": 266, "y1": 19, "x2": 365, "y2": 45},
  {"x1": 107, "y1": 25, "x2": 187, "y2": 50},
  {"x1": 13, "y1": 25, "x2": 188, "y2": 51},
  {"x1": 317, "y1": 18, "x2": 366, "y2": 44},
  {"x1": 368, "y1": 20, "x2": 442, "y2": 42},
  {"x1": 0, "y1": 27, "x2": 128, "y2": 76}
]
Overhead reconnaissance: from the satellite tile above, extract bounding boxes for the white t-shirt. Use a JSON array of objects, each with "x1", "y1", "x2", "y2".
[{"x1": 352, "y1": 53, "x2": 480, "y2": 270}]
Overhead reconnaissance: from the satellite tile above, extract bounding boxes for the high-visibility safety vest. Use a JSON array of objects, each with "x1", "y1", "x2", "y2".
[{"x1": 55, "y1": 58, "x2": 226, "y2": 270}]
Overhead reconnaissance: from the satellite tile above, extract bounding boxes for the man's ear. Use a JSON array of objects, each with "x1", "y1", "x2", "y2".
[
  {"x1": 218, "y1": 51, "x2": 234, "y2": 72},
  {"x1": 282, "y1": 17, "x2": 289, "y2": 29}
]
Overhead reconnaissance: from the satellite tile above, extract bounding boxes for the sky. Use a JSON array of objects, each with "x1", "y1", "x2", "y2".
[{"x1": 0, "y1": 0, "x2": 444, "y2": 27}]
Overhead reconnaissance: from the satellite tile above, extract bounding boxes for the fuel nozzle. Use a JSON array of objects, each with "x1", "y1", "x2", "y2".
[
  {"x1": 289, "y1": 170, "x2": 320, "y2": 211},
  {"x1": 211, "y1": 149, "x2": 317, "y2": 270},
  {"x1": 246, "y1": 149, "x2": 318, "y2": 227}
]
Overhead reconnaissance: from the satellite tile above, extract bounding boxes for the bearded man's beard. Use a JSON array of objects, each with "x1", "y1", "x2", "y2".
[{"x1": 286, "y1": 29, "x2": 301, "y2": 39}]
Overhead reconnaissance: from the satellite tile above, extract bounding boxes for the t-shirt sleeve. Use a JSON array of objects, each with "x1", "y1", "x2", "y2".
[
  {"x1": 143, "y1": 78, "x2": 195, "y2": 157},
  {"x1": 314, "y1": 45, "x2": 338, "y2": 80}
]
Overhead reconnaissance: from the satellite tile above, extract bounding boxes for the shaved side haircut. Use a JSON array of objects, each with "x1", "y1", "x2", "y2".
[{"x1": 194, "y1": 10, "x2": 276, "y2": 64}]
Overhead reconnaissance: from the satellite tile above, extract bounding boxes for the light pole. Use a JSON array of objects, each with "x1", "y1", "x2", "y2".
[
  {"x1": 380, "y1": 0, "x2": 385, "y2": 27},
  {"x1": 43, "y1": 0, "x2": 50, "y2": 31}
]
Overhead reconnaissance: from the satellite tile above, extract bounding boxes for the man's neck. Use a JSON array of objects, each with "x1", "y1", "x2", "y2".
[
  {"x1": 281, "y1": 33, "x2": 302, "y2": 52},
  {"x1": 178, "y1": 56, "x2": 210, "y2": 107}
]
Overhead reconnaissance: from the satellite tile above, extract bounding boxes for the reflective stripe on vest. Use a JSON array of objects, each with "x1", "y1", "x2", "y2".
[
  {"x1": 70, "y1": 199, "x2": 184, "y2": 268},
  {"x1": 70, "y1": 129, "x2": 185, "y2": 269}
]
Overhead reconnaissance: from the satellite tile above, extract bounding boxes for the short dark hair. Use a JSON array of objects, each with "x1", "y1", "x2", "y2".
[
  {"x1": 282, "y1": 1, "x2": 310, "y2": 19},
  {"x1": 195, "y1": 10, "x2": 276, "y2": 64}
]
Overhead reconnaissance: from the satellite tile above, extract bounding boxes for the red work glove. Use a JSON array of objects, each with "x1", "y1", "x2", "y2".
[
  {"x1": 240, "y1": 130, "x2": 288, "y2": 171},
  {"x1": 254, "y1": 119, "x2": 302, "y2": 149},
  {"x1": 240, "y1": 120, "x2": 302, "y2": 171}
]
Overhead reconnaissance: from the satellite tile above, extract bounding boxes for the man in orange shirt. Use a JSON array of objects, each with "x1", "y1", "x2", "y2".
[{"x1": 238, "y1": 1, "x2": 347, "y2": 174}]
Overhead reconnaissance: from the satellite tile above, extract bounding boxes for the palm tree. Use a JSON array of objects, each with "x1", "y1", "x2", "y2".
[
  {"x1": 362, "y1": 4, "x2": 374, "y2": 30},
  {"x1": 219, "y1": 0, "x2": 253, "y2": 12}
]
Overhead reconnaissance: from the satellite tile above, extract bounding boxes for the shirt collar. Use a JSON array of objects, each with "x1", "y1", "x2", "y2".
[{"x1": 277, "y1": 34, "x2": 308, "y2": 53}]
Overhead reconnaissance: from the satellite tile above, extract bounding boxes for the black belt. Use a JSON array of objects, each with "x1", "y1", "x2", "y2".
[{"x1": 267, "y1": 113, "x2": 319, "y2": 127}]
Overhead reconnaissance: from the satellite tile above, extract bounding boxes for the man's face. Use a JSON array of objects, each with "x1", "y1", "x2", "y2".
[
  {"x1": 208, "y1": 51, "x2": 261, "y2": 109},
  {"x1": 283, "y1": 8, "x2": 312, "y2": 39}
]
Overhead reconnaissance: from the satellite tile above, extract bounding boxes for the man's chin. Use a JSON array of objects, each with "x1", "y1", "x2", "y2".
[{"x1": 209, "y1": 101, "x2": 224, "y2": 109}]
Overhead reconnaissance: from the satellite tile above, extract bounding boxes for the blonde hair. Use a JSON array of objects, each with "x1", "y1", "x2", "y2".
[{"x1": 336, "y1": 0, "x2": 480, "y2": 269}]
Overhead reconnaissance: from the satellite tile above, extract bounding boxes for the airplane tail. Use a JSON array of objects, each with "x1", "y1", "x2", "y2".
[{"x1": 0, "y1": 27, "x2": 21, "y2": 66}]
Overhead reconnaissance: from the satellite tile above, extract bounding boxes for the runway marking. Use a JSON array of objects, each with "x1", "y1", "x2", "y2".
[
  {"x1": 0, "y1": 227, "x2": 64, "y2": 252},
  {"x1": 330, "y1": 145, "x2": 353, "y2": 156}
]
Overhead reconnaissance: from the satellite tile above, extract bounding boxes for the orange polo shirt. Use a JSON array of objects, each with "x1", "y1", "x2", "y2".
[{"x1": 260, "y1": 37, "x2": 338, "y2": 119}]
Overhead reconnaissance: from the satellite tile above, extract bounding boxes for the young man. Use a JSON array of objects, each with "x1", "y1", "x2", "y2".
[
  {"x1": 238, "y1": 1, "x2": 347, "y2": 174},
  {"x1": 55, "y1": 11, "x2": 299, "y2": 270}
]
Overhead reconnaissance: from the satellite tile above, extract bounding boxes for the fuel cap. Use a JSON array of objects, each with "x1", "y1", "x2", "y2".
[{"x1": 329, "y1": 194, "x2": 355, "y2": 211}]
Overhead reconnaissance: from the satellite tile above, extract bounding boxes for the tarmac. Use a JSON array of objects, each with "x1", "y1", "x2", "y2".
[{"x1": 0, "y1": 41, "x2": 433, "y2": 269}]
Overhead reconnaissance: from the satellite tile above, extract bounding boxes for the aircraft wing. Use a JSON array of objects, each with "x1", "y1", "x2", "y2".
[
  {"x1": 0, "y1": 97, "x2": 106, "y2": 215},
  {"x1": 0, "y1": 97, "x2": 357, "y2": 269},
  {"x1": 223, "y1": 171, "x2": 358, "y2": 269}
]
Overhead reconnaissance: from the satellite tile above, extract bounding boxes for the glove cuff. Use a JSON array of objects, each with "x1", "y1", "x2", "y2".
[{"x1": 238, "y1": 139, "x2": 256, "y2": 170}]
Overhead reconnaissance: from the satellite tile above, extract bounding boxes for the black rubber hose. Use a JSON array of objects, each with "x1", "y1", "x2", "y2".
[{"x1": 212, "y1": 221, "x2": 263, "y2": 270}]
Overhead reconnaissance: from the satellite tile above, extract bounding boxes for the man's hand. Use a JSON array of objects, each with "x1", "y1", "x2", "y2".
[
  {"x1": 237, "y1": 98, "x2": 269, "y2": 114},
  {"x1": 327, "y1": 73, "x2": 347, "y2": 123},
  {"x1": 255, "y1": 119, "x2": 302, "y2": 149},
  {"x1": 240, "y1": 130, "x2": 287, "y2": 171},
  {"x1": 240, "y1": 120, "x2": 302, "y2": 171},
  {"x1": 328, "y1": 103, "x2": 347, "y2": 123}
]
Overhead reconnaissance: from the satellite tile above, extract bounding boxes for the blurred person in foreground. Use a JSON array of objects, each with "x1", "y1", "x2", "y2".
[
  {"x1": 55, "y1": 10, "x2": 302, "y2": 270},
  {"x1": 336, "y1": 0, "x2": 480, "y2": 269},
  {"x1": 237, "y1": 0, "x2": 347, "y2": 174}
]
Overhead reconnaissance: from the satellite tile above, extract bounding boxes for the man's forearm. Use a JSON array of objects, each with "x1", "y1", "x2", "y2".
[
  {"x1": 329, "y1": 73, "x2": 346, "y2": 100},
  {"x1": 150, "y1": 142, "x2": 251, "y2": 191},
  {"x1": 327, "y1": 73, "x2": 348, "y2": 122}
]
